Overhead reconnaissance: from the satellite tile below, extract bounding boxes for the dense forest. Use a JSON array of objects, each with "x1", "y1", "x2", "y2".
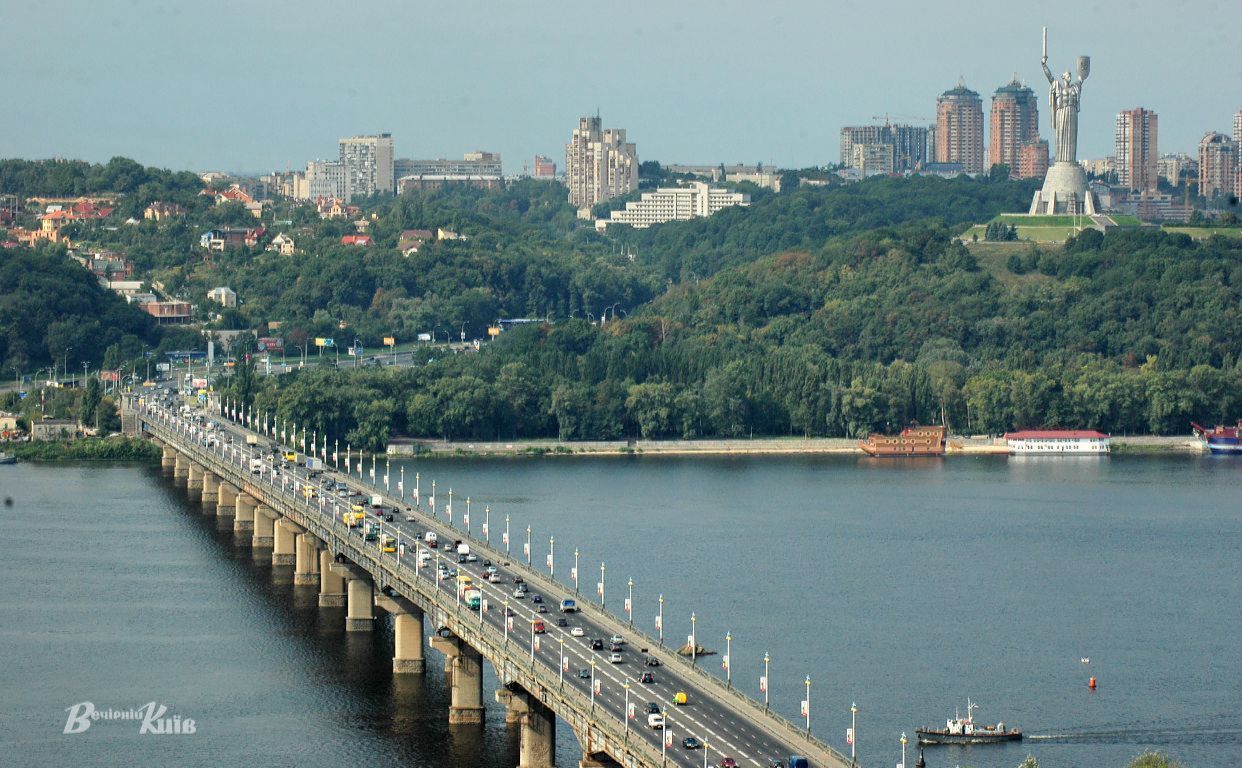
[{"x1": 4, "y1": 157, "x2": 1240, "y2": 445}]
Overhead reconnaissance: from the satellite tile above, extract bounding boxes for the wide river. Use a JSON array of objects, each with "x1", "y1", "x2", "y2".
[{"x1": 1, "y1": 454, "x2": 1239, "y2": 768}]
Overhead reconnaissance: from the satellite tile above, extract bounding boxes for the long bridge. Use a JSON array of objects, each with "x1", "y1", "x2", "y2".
[{"x1": 124, "y1": 394, "x2": 856, "y2": 768}]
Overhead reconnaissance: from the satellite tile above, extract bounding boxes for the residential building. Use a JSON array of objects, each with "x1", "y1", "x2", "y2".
[
  {"x1": 724, "y1": 167, "x2": 782, "y2": 192},
  {"x1": 339, "y1": 133, "x2": 395, "y2": 200},
  {"x1": 307, "y1": 160, "x2": 346, "y2": 200},
  {"x1": 267, "y1": 233, "x2": 296, "y2": 255},
  {"x1": 533, "y1": 155, "x2": 557, "y2": 178},
  {"x1": 396, "y1": 155, "x2": 503, "y2": 193},
  {"x1": 143, "y1": 202, "x2": 185, "y2": 221},
  {"x1": 1018, "y1": 140, "x2": 1050, "y2": 180},
  {"x1": 0, "y1": 410, "x2": 19, "y2": 434},
  {"x1": 851, "y1": 142, "x2": 895, "y2": 175},
  {"x1": 936, "y1": 83, "x2": 985, "y2": 175},
  {"x1": 1198, "y1": 131, "x2": 1237, "y2": 199},
  {"x1": 141, "y1": 301, "x2": 193, "y2": 325},
  {"x1": 208, "y1": 286, "x2": 237, "y2": 308},
  {"x1": 340, "y1": 235, "x2": 372, "y2": 246},
  {"x1": 1157, "y1": 153, "x2": 1197, "y2": 188},
  {"x1": 1115, "y1": 191, "x2": 1193, "y2": 223},
  {"x1": 1235, "y1": 110, "x2": 1242, "y2": 156},
  {"x1": 564, "y1": 115, "x2": 639, "y2": 209},
  {"x1": 72, "y1": 250, "x2": 133, "y2": 281},
  {"x1": 398, "y1": 229, "x2": 433, "y2": 255},
  {"x1": 200, "y1": 226, "x2": 264, "y2": 251},
  {"x1": 989, "y1": 78, "x2": 1040, "y2": 177},
  {"x1": 1115, "y1": 108, "x2": 1159, "y2": 193},
  {"x1": 106, "y1": 280, "x2": 144, "y2": 296},
  {"x1": 840, "y1": 124, "x2": 928, "y2": 172},
  {"x1": 596, "y1": 182, "x2": 748, "y2": 230}
]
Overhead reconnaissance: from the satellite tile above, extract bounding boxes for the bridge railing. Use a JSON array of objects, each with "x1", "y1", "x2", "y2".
[{"x1": 142, "y1": 407, "x2": 666, "y2": 768}]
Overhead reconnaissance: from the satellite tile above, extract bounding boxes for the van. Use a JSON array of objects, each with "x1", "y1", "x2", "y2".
[
  {"x1": 672, "y1": 691, "x2": 687, "y2": 706},
  {"x1": 559, "y1": 599, "x2": 578, "y2": 613},
  {"x1": 283, "y1": 451, "x2": 297, "y2": 463},
  {"x1": 647, "y1": 713, "x2": 665, "y2": 729}
]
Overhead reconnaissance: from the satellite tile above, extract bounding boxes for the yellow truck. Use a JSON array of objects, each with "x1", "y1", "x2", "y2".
[
  {"x1": 672, "y1": 691, "x2": 688, "y2": 706},
  {"x1": 379, "y1": 534, "x2": 396, "y2": 553}
]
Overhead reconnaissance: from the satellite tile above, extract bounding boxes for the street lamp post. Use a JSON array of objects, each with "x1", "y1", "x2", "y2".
[
  {"x1": 851, "y1": 702, "x2": 858, "y2": 765},
  {"x1": 657, "y1": 594, "x2": 664, "y2": 646},
  {"x1": 465, "y1": 497, "x2": 470, "y2": 534},
  {"x1": 573, "y1": 548, "x2": 580, "y2": 594},
  {"x1": 548, "y1": 536, "x2": 555, "y2": 578},
  {"x1": 558, "y1": 635, "x2": 565, "y2": 687},
  {"x1": 504, "y1": 514, "x2": 510, "y2": 556},
  {"x1": 690, "y1": 612, "x2": 697, "y2": 664},
  {"x1": 525, "y1": 525, "x2": 532, "y2": 566},
  {"x1": 763, "y1": 652, "x2": 770, "y2": 712},
  {"x1": 590, "y1": 659, "x2": 597, "y2": 711},
  {"x1": 804, "y1": 676, "x2": 812, "y2": 736},
  {"x1": 483, "y1": 505, "x2": 490, "y2": 543},
  {"x1": 725, "y1": 632, "x2": 732, "y2": 688},
  {"x1": 447, "y1": 488, "x2": 453, "y2": 526},
  {"x1": 503, "y1": 599, "x2": 509, "y2": 645},
  {"x1": 623, "y1": 680, "x2": 631, "y2": 739},
  {"x1": 599, "y1": 562, "x2": 605, "y2": 609},
  {"x1": 900, "y1": 732, "x2": 907, "y2": 768},
  {"x1": 626, "y1": 577, "x2": 633, "y2": 627}
]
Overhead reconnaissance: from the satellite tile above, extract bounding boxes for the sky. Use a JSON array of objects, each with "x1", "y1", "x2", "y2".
[{"x1": 3, "y1": 0, "x2": 1239, "y2": 175}]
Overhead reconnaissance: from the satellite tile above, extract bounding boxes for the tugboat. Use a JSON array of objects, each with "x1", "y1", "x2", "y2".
[
  {"x1": 1191, "y1": 421, "x2": 1242, "y2": 454},
  {"x1": 916, "y1": 699, "x2": 1022, "y2": 745}
]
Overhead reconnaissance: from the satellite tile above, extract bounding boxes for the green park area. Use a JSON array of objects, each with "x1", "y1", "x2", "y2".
[{"x1": 1162, "y1": 225, "x2": 1242, "y2": 239}]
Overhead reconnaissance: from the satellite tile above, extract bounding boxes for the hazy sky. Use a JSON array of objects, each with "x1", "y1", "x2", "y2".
[{"x1": 4, "y1": 0, "x2": 1239, "y2": 174}]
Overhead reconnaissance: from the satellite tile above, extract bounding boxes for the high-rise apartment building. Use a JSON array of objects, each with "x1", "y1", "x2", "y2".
[
  {"x1": 1157, "y1": 153, "x2": 1196, "y2": 188},
  {"x1": 1115, "y1": 108, "x2": 1159, "y2": 193},
  {"x1": 1198, "y1": 132, "x2": 1236, "y2": 199},
  {"x1": 1018, "y1": 140, "x2": 1050, "y2": 181},
  {"x1": 989, "y1": 78, "x2": 1040, "y2": 178},
  {"x1": 936, "y1": 83, "x2": 985, "y2": 175},
  {"x1": 597, "y1": 181, "x2": 748, "y2": 230},
  {"x1": 840, "y1": 124, "x2": 928, "y2": 172},
  {"x1": 306, "y1": 160, "x2": 346, "y2": 200},
  {"x1": 338, "y1": 133, "x2": 395, "y2": 201},
  {"x1": 564, "y1": 116, "x2": 638, "y2": 209},
  {"x1": 1234, "y1": 110, "x2": 1242, "y2": 155}
]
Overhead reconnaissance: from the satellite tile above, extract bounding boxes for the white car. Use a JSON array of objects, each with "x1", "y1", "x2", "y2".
[
  {"x1": 610, "y1": 634, "x2": 624, "y2": 645},
  {"x1": 609, "y1": 652, "x2": 623, "y2": 664},
  {"x1": 512, "y1": 589, "x2": 526, "y2": 599},
  {"x1": 570, "y1": 627, "x2": 585, "y2": 637}
]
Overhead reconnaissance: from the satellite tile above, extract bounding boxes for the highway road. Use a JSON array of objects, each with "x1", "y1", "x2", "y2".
[{"x1": 141, "y1": 395, "x2": 850, "y2": 768}]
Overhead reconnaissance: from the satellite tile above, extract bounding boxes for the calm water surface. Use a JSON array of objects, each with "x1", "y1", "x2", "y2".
[{"x1": 0, "y1": 454, "x2": 1238, "y2": 768}]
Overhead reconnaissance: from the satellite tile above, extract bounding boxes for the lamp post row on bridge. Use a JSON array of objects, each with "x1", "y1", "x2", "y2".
[{"x1": 168, "y1": 401, "x2": 857, "y2": 758}]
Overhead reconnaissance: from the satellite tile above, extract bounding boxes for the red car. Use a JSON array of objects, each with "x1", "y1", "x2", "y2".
[
  {"x1": 719, "y1": 759, "x2": 738, "y2": 768},
  {"x1": 533, "y1": 621, "x2": 546, "y2": 634},
  {"x1": 640, "y1": 672, "x2": 655, "y2": 684}
]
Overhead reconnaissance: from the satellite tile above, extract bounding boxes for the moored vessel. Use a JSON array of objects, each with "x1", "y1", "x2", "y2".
[
  {"x1": 0, "y1": 452, "x2": 15, "y2": 465},
  {"x1": 1004, "y1": 429, "x2": 1110, "y2": 454},
  {"x1": 859, "y1": 424, "x2": 946, "y2": 457},
  {"x1": 916, "y1": 699, "x2": 1022, "y2": 745},
  {"x1": 1191, "y1": 421, "x2": 1242, "y2": 455}
]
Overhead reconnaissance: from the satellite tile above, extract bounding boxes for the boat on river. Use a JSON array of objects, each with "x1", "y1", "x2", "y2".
[
  {"x1": 916, "y1": 699, "x2": 1022, "y2": 745},
  {"x1": 858, "y1": 424, "x2": 945, "y2": 457},
  {"x1": 0, "y1": 452, "x2": 15, "y2": 465},
  {"x1": 1191, "y1": 421, "x2": 1242, "y2": 455}
]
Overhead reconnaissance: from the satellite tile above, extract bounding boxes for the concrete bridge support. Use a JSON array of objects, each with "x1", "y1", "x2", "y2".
[
  {"x1": 376, "y1": 594, "x2": 425, "y2": 673},
  {"x1": 187, "y1": 464, "x2": 204, "y2": 495},
  {"x1": 345, "y1": 578, "x2": 375, "y2": 631},
  {"x1": 497, "y1": 687, "x2": 557, "y2": 768},
  {"x1": 160, "y1": 445, "x2": 177, "y2": 475},
  {"x1": 318, "y1": 550, "x2": 346, "y2": 607},
  {"x1": 173, "y1": 453, "x2": 190, "y2": 485},
  {"x1": 575, "y1": 728, "x2": 622, "y2": 768},
  {"x1": 217, "y1": 482, "x2": 238, "y2": 517},
  {"x1": 251, "y1": 504, "x2": 275, "y2": 547},
  {"x1": 430, "y1": 633, "x2": 485, "y2": 724},
  {"x1": 272, "y1": 518, "x2": 299, "y2": 565},
  {"x1": 201, "y1": 471, "x2": 219, "y2": 507},
  {"x1": 293, "y1": 533, "x2": 321, "y2": 585}
]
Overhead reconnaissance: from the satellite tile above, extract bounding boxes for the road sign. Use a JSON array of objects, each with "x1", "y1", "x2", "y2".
[{"x1": 383, "y1": 336, "x2": 395, "y2": 346}]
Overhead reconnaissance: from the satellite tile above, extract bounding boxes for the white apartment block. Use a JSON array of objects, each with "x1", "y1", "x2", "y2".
[
  {"x1": 339, "y1": 133, "x2": 395, "y2": 201},
  {"x1": 565, "y1": 116, "x2": 638, "y2": 209},
  {"x1": 596, "y1": 182, "x2": 748, "y2": 230}
]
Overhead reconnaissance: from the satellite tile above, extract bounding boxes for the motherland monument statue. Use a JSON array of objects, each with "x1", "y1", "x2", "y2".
[{"x1": 1029, "y1": 27, "x2": 1098, "y2": 215}]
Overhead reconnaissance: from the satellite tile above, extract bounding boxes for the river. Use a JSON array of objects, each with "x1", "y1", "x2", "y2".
[{"x1": 0, "y1": 454, "x2": 1238, "y2": 768}]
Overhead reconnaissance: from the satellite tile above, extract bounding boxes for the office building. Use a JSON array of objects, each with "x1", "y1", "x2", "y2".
[
  {"x1": 1115, "y1": 108, "x2": 1159, "y2": 193},
  {"x1": 596, "y1": 181, "x2": 747, "y2": 230},
  {"x1": 564, "y1": 115, "x2": 638, "y2": 209},
  {"x1": 338, "y1": 133, "x2": 395, "y2": 201},
  {"x1": 989, "y1": 78, "x2": 1040, "y2": 177},
  {"x1": 936, "y1": 83, "x2": 985, "y2": 175}
]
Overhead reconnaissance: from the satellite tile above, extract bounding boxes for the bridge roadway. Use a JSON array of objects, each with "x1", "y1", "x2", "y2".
[{"x1": 133, "y1": 396, "x2": 853, "y2": 768}]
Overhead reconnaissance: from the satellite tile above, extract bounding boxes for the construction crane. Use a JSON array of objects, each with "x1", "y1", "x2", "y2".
[{"x1": 871, "y1": 113, "x2": 929, "y2": 126}]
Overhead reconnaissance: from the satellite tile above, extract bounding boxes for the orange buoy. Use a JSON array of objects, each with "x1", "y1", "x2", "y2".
[{"x1": 1088, "y1": 676, "x2": 1097, "y2": 690}]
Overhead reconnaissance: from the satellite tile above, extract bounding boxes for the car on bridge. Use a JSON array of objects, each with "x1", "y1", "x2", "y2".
[
  {"x1": 640, "y1": 672, "x2": 655, "y2": 684},
  {"x1": 589, "y1": 639, "x2": 604, "y2": 650},
  {"x1": 718, "y1": 758, "x2": 737, "y2": 768},
  {"x1": 533, "y1": 621, "x2": 546, "y2": 634},
  {"x1": 673, "y1": 691, "x2": 688, "y2": 706},
  {"x1": 610, "y1": 634, "x2": 624, "y2": 645},
  {"x1": 512, "y1": 589, "x2": 525, "y2": 599},
  {"x1": 644, "y1": 656, "x2": 661, "y2": 667},
  {"x1": 570, "y1": 627, "x2": 585, "y2": 637},
  {"x1": 578, "y1": 668, "x2": 591, "y2": 679},
  {"x1": 645, "y1": 702, "x2": 660, "y2": 714},
  {"x1": 608, "y1": 652, "x2": 623, "y2": 663},
  {"x1": 555, "y1": 617, "x2": 568, "y2": 627},
  {"x1": 682, "y1": 736, "x2": 702, "y2": 750},
  {"x1": 531, "y1": 594, "x2": 543, "y2": 604}
]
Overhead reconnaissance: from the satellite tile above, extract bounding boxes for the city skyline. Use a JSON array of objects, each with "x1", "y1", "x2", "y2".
[{"x1": 3, "y1": 0, "x2": 1239, "y2": 174}]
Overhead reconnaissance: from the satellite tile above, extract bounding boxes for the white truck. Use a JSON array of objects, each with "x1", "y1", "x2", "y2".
[
  {"x1": 249, "y1": 457, "x2": 265, "y2": 474},
  {"x1": 245, "y1": 434, "x2": 259, "y2": 446},
  {"x1": 456, "y1": 542, "x2": 470, "y2": 556},
  {"x1": 305, "y1": 458, "x2": 323, "y2": 471},
  {"x1": 647, "y1": 713, "x2": 665, "y2": 729},
  {"x1": 369, "y1": 494, "x2": 383, "y2": 508}
]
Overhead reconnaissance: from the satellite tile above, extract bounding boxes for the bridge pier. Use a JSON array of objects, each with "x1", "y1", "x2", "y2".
[
  {"x1": 318, "y1": 550, "x2": 346, "y2": 607},
  {"x1": 293, "y1": 533, "x2": 321, "y2": 585},
  {"x1": 272, "y1": 518, "x2": 300, "y2": 565},
  {"x1": 345, "y1": 578, "x2": 374, "y2": 631},
  {"x1": 217, "y1": 482, "x2": 238, "y2": 517},
  {"x1": 187, "y1": 464, "x2": 204, "y2": 495},
  {"x1": 430, "y1": 633, "x2": 485, "y2": 724},
  {"x1": 201, "y1": 471, "x2": 219, "y2": 507},
  {"x1": 160, "y1": 445, "x2": 177, "y2": 475},
  {"x1": 497, "y1": 687, "x2": 557, "y2": 768},
  {"x1": 251, "y1": 503, "x2": 274, "y2": 547},
  {"x1": 376, "y1": 594, "x2": 425, "y2": 673},
  {"x1": 173, "y1": 452, "x2": 189, "y2": 485},
  {"x1": 575, "y1": 727, "x2": 622, "y2": 768}
]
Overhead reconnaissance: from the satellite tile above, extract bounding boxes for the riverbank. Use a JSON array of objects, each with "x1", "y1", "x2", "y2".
[
  {"x1": 387, "y1": 435, "x2": 1205, "y2": 457},
  {"x1": 6, "y1": 436, "x2": 161, "y2": 463}
]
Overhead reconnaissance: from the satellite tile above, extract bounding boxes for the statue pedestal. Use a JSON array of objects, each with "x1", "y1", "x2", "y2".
[{"x1": 1030, "y1": 161, "x2": 1097, "y2": 215}]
